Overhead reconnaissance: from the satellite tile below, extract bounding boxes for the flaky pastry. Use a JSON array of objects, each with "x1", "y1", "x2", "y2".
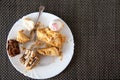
[
  {"x1": 36, "y1": 28, "x2": 66, "y2": 49},
  {"x1": 17, "y1": 30, "x2": 30, "y2": 43}
]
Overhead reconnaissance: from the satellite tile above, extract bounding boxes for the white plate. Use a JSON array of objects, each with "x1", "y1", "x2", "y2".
[{"x1": 6, "y1": 12, "x2": 74, "y2": 79}]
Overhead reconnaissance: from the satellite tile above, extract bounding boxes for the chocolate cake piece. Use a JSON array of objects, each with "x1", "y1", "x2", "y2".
[{"x1": 7, "y1": 39, "x2": 20, "y2": 57}]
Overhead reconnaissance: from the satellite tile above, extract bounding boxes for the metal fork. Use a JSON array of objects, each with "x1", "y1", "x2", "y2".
[{"x1": 34, "y1": 6, "x2": 45, "y2": 41}]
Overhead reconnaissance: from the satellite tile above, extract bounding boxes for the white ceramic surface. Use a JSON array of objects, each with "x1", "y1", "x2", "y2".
[{"x1": 6, "y1": 12, "x2": 74, "y2": 79}]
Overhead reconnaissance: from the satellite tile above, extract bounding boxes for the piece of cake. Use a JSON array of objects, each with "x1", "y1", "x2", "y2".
[
  {"x1": 7, "y1": 39, "x2": 20, "y2": 57},
  {"x1": 20, "y1": 49, "x2": 40, "y2": 70}
]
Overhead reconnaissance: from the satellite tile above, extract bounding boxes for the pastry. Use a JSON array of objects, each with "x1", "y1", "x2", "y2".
[
  {"x1": 7, "y1": 39, "x2": 20, "y2": 57},
  {"x1": 49, "y1": 19, "x2": 64, "y2": 31},
  {"x1": 37, "y1": 47, "x2": 60, "y2": 56},
  {"x1": 36, "y1": 27, "x2": 66, "y2": 49},
  {"x1": 20, "y1": 49, "x2": 40, "y2": 70},
  {"x1": 23, "y1": 18, "x2": 35, "y2": 31},
  {"x1": 17, "y1": 30, "x2": 30, "y2": 43}
]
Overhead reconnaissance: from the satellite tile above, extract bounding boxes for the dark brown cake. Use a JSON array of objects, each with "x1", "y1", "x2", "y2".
[{"x1": 7, "y1": 39, "x2": 20, "y2": 57}]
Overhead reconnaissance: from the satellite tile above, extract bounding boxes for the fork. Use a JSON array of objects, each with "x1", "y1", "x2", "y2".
[{"x1": 34, "y1": 6, "x2": 45, "y2": 41}]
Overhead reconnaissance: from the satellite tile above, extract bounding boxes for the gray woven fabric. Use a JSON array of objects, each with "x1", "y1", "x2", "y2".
[{"x1": 0, "y1": 0, "x2": 120, "y2": 80}]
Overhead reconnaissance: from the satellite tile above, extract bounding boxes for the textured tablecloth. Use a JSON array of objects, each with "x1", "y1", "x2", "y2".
[{"x1": 0, "y1": 0, "x2": 120, "y2": 80}]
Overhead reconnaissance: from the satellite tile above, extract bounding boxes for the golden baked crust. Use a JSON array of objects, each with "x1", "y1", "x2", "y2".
[
  {"x1": 17, "y1": 30, "x2": 30, "y2": 43},
  {"x1": 37, "y1": 47, "x2": 60, "y2": 56},
  {"x1": 36, "y1": 28, "x2": 66, "y2": 49}
]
